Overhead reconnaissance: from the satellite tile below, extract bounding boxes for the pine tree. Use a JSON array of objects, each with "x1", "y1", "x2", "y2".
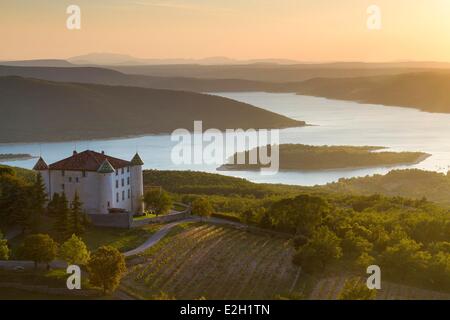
[
  {"x1": 47, "y1": 193, "x2": 61, "y2": 217},
  {"x1": 69, "y1": 191, "x2": 86, "y2": 236},
  {"x1": 54, "y1": 193, "x2": 71, "y2": 241},
  {"x1": 28, "y1": 173, "x2": 47, "y2": 232}
]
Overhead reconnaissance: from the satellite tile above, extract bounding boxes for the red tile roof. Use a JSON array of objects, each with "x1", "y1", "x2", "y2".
[{"x1": 48, "y1": 150, "x2": 131, "y2": 172}]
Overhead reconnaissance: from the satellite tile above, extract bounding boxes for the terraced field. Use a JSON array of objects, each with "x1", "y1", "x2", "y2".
[
  {"x1": 122, "y1": 223, "x2": 304, "y2": 300},
  {"x1": 310, "y1": 277, "x2": 450, "y2": 300}
]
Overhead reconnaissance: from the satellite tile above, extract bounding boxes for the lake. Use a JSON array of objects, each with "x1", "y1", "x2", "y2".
[{"x1": 1, "y1": 92, "x2": 450, "y2": 186}]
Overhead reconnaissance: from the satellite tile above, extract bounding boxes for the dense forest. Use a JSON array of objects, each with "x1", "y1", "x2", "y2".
[
  {"x1": 143, "y1": 169, "x2": 450, "y2": 292},
  {"x1": 219, "y1": 144, "x2": 428, "y2": 171},
  {"x1": 323, "y1": 169, "x2": 450, "y2": 205}
]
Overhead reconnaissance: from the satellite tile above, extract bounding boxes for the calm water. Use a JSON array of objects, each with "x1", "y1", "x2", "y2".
[{"x1": 1, "y1": 92, "x2": 450, "y2": 186}]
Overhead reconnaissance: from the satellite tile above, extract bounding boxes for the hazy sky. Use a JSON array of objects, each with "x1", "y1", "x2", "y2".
[{"x1": 1, "y1": 0, "x2": 450, "y2": 62}]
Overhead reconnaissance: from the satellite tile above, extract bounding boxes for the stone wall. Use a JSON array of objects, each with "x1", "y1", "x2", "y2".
[
  {"x1": 88, "y1": 212, "x2": 132, "y2": 228},
  {"x1": 131, "y1": 204, "x2": 191, "y2": 228}
]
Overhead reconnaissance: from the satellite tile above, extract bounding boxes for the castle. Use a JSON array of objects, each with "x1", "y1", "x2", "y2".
[{"x1": 33, "y1": 150, "x2": 144, "y2": 215}]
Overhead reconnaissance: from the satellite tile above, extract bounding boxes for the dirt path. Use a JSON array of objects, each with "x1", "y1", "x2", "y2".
[{"x1": 123, "y1": 218, "x2": 194, "y2": 257}]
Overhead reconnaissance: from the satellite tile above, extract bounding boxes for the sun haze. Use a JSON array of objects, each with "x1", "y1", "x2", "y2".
[{"x1": 1, "y1": 0, "x2": 450, "y2": 62}]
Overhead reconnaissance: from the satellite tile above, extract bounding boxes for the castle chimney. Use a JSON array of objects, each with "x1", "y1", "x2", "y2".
[
  {"x1": 101, "y1": 150, "x2": 105, "y2": 155},
  {"x1": 73, "y1": 150, "x2": 77, "y2": 156}
]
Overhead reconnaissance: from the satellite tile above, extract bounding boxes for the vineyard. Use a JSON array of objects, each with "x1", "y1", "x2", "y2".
[
  {"x1": 122, "y1": 223, "x2": 305, "y2": 300},
  {"x1": 310, "y1": 277, "x2": 450, "y2": 300}
]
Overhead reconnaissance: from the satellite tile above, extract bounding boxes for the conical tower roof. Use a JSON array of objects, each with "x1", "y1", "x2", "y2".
[
  {"x1": 131, "y1": 152, "x2": 144, "y2": 166},
  {"x1": 33, "y1": 157, "x2": 48, "y2": 170},
  {"x1": 97, "y1": 159, "x2": 115, "y2": 173}
]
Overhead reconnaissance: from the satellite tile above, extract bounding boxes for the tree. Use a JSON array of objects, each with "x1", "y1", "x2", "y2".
[
  {"x1": 382, "y1": 238, "x2": 431, "y2": 282},
  {"x1": 60, "y1": 234, "x2": 90, "y2": 266},
  {"x1": 0, "y1": 232, "x2": 10, "y2": 260},
  {"x1": 87, "y1": 246, "x2": 126, "y2": 294},
  {"x1": 69, "y1": 192, "x2": 87, "y2": 236},
  {"x1": 0, "y1": 173, "x2": 33, "y2": 232},
  {"x1": 241, "y1": 209, "x2": 255, "y2": 224},
  {"x1": 47, "y1": 193, "x2": 61, "y2": 217},
  {"x1": 268, "y1": 194, "x2": 330, "y2": 235},
  {"x1": 28, "y1": 173, "x2": 47, "y2": 231},
  {"x1": 355, "y1": 252, "x2": 376, "y2": 270},
  {"x1": 258, "y1": 211, "x2": 273, "y2": 229},
  {"x1": 143, "y1": 189, "x2": 173, "y2": 216},
  {"x1": 20, "y1": 234, "x2": 58, "y2": 269},
  {"x1": 342, "y1": 230, "x2": 373, "y2": 259},
  {"x1": 53, "y1": 193, "x2": 71, "y2": 241},
  {"x1": 338, "y1": 277, "x2": 377, "y2": 300},
  {"x1": 191, "y1": 197, "x2": 214, "y2": 221},
  {"x1": 293, "y1": 226, "x2": 342, "y2": 273}
]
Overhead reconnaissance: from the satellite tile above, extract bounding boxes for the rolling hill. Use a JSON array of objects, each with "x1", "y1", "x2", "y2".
[
  {"x1": 0, "y1": 65, "x2": 277, "y2": 92},
  {"x1": 294, "y1": 72, "x2": 450, "y2": 113},
  {"x1": 3, "y1": 66, "x2": 450, "y2": 114},
  {"x1": 0, "y1": 76, "x2": 304, "y2": 143}
]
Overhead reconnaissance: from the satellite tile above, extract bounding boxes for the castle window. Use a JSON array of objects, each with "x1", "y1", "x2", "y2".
[
  {"x1": 76, "y1": 177, "x2": 79, "y2": 183},
  {"x1": 115, "y1": 171, "x2": 118, "y2": 176},
  {"x1": 116, "y1": 180, "x2": 119, "y2": 188},
  {"x1": 121, "y1": 178, "x2": 124, "y2": 187},
  {"x1": 107, "y1": 201, "x2": 110, "y2": 208},
  {"x1": 68, "y1": 177, "x2": 72, "y2": 183},
  {"x1": 61, "y1": 184, "x2": 65, "y2": 191},
  {"x1": 61, "y1": 170, "x2": 65, "y2": 177},
  {"x1": 122, "y1": 190, "x2": 125, "y2": 200},
  {"x1": 121, "y1": 168, "x2": 124, "y2": 174},
  {"x1": 82, "y1": 171, "x2": 86, "y2": 177},
  {"x1": 116, "y1": 192, "x2": 119, "y2": 203},
  {"x1": 127, "y1": 167, "x2": 130, "y2": 173},
  {"x1": 128, "y1": 189, "x2": 130, "y2": 199},
  {"x1": 127, "y1": 177, "x2": 130, "y2": 185}
]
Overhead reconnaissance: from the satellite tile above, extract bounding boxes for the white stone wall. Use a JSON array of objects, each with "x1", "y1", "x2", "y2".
[
  {"x1": 48, "y1": 170, "x2": 100, "y2": 213},
  {"x1": 111, "y1": 167, "x2": 132, "y2": 212},
  {"x1": 99, "y1": 172, "x2": 114, "y2": 214},
  {"x1": 130, "y1": 165, "x2": 144, "y2": 213},
  {"x1": 39, "y1": 165, "x2": 138, "y2": 214}
]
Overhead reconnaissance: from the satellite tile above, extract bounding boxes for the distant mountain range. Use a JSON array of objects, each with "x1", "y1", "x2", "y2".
[
  {"x1": 67, "y1": 53, "x2": 302, "y2": 66},
  {"x1": 0, "y1": 76, "x2": 304, "y2": 143},
  {"x1": 0, "y1": 59, "x2": 75, "y2": 67},
  {"x1": 2, "y1": 65, "x2": 450, "y2": 114}
]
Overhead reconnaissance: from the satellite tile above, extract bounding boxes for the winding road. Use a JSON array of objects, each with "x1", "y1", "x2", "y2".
[{"x1": 124, "y1": 218, "x2": 194, "y2": 257}]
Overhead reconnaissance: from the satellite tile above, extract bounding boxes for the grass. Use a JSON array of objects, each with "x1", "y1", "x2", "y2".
[
  {"x1": 82, "y1": 224, "x2": 160, "y2": 253},
  {"x1": 122, "y1": 222, "x2": 305, "y2": 299},
  {"x1": 7, "y1": 217, "x2": 160, "y2": 258},
  {"x1": 133, "y1": 213, "x2": 158, "y2": 221},
  {"x1": 173, "y1": 203, "x2": 187, "y2": 212}
]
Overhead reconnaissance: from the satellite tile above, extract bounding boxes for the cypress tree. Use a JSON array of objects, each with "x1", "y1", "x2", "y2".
[
  {"x1": 70, "y1": 191, "x2": 86, "y2": 236},
  {"x1": 28, "y1": 173, "x2": 47, "y2": 231},
  {"x1": 54, "y1": 193, "x2": 71, "y2": 241},
  {"x1": 47, "y1": 193, "x2": 61, "y2": 217}
]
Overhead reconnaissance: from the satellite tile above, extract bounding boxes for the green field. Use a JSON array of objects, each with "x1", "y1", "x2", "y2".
[{"x1": 122, "y1": 223, "x2": 306, "y2": 300}]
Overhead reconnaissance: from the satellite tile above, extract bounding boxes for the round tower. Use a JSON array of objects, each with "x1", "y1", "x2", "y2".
[
  {"x1": 130, "y1": 152, "x2": 144, "y2": 214},
  {"x1": 97, "y1": 159, "x2": 115, "y2": 214}
]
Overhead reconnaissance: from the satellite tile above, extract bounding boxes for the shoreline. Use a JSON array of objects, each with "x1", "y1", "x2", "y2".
[
  {"x1": 217, "y1": 153, "x2": 431, "y2": 173},
  {"x1": 0, "y1": 124, "x2": 308, "y2": 146},
  {"x1": 0, "y1": 154, "x2": 37, "y2": 163}
]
